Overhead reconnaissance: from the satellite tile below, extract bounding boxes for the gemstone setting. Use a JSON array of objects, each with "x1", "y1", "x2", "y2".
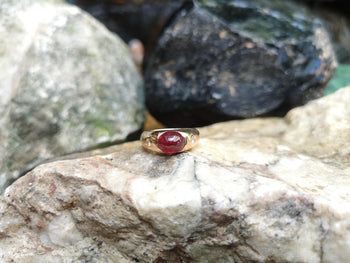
[{"x1": 157, "y1": 131, "x2": 186, "y2": 154}]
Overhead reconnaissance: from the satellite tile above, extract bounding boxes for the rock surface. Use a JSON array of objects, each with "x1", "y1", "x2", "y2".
[
  {"x1": 1, "y1": 87, "x2": 350, "y2": 262},
  {"x1": 145, "y1": 0, "x2": 336, "y2": 127},
  {"x1": 0, "y1": 0, "x2": 144, "y2": 192}
]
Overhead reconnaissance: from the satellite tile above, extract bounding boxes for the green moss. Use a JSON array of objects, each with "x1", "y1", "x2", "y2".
[
  {"x1": 90, "y1": 118, "x2": 115, "y2": 137},
  {"x1": 324, "y1": 64, "x2": 350, "y2": 95}
]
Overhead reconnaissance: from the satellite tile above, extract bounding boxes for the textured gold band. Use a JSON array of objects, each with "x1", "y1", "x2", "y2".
[{"x1": 141, "y1": 128, "x2": 200, "y2": 154}]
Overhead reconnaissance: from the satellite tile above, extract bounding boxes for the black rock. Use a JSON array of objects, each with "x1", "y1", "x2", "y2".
[{"x1": 145, "y1": 0, "x2": 336, "y2": 127}]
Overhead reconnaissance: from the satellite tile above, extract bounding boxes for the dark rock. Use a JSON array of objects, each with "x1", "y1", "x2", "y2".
[{"x1": 145, "y1": 0, "x2": 336, "y2": 127}]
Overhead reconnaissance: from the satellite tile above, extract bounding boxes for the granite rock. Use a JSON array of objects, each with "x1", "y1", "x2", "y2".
[
  {"x1": 145, "y1": 0, "x2": 336, "y2": 126},
  {"x1": 0, "y1": 87, "x2": 350, "y2": 262},
  {"x1": 0, "y1": 0, "x2": 145, "y2": 192}
]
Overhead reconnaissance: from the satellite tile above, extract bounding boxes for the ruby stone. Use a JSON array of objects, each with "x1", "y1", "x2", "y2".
[{"x1": 157, "y1": 131, "x2": 186, "y2": 154}]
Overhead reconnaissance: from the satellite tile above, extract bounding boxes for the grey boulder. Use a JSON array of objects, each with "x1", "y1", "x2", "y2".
[{"x1": 0, "y1": 0, "x2": 144, "y2": 192}]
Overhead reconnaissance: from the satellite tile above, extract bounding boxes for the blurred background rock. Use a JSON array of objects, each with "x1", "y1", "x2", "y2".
[
  {"x1": 67, "y1": 0, "x2": 348, "y2": 126},
  {"x1": 299, "y1": 0, "x2": 350, "y2": 94},
  {"x1": 0, "y1": 0, "x2": 145, "y2": 192},
  {"x1": 66, "y1": 0, "x2": 193, "y2": 64}
]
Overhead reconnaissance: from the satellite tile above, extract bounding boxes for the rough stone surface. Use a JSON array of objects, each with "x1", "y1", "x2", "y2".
[
  {"x1": 0, "y1": 87, "x2": 350, "y2": 262},
  {"x1": 0, "y1": 0, "x2": 144, "y2": 192},
  {"x1": 145, "y1": 0, "x2": 336, "y2": 126}
]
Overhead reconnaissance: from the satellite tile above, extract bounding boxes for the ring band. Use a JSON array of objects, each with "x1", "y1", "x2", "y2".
[{"x1": 141, "y1": 128, "x2": 200, "y2": 154}]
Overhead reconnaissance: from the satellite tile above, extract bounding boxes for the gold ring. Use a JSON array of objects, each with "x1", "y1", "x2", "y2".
[{"x1": 141, "y1": 128, "x2": 200, "y2": 154}]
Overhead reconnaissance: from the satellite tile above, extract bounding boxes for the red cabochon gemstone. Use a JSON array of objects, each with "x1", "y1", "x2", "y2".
[{"x1": 157, "y1": 131, "x2": 186, "y2": 154}]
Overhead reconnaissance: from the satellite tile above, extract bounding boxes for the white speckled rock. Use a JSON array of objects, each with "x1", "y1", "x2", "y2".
[
  {"x1": 0, "y1": 0, "x2": 144, "y2": 192},
  {"x1": 1, "y1": 87, "x2": 350, "y2": 262}
]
